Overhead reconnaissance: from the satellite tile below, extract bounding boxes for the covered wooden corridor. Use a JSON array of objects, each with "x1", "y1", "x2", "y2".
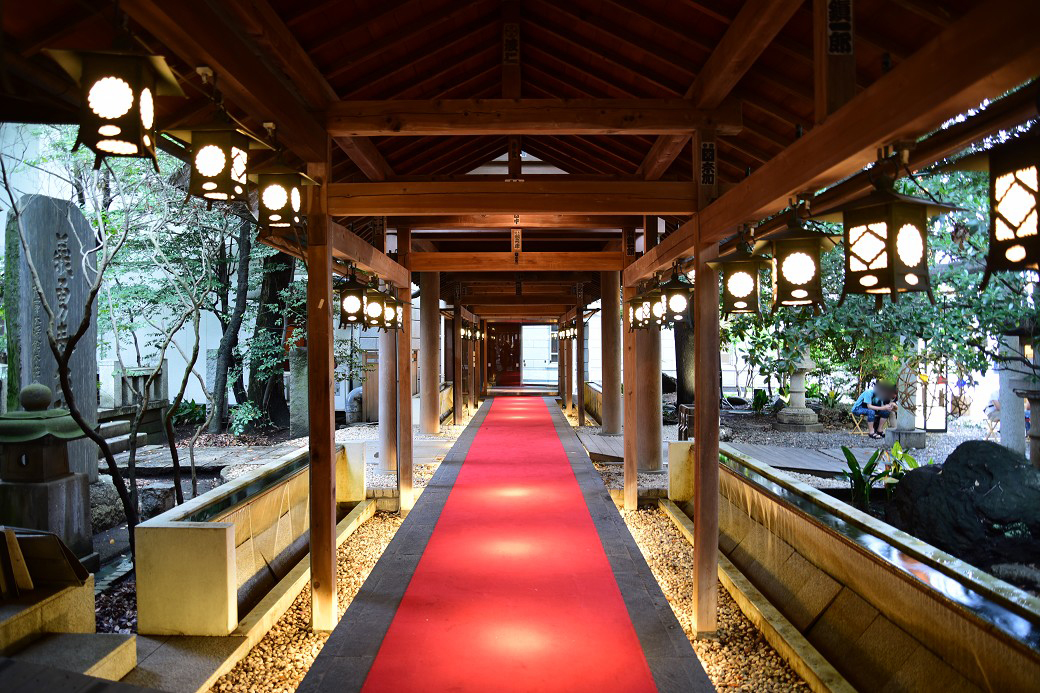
[{"x1": 3, "y1": 0, "x2": 1039, "y2": 679}]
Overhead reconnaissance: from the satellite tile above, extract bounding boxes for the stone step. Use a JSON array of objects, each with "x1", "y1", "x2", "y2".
[
  {"x1": 103, "y1": 432, "x2": 149, "y2": 456},
  {"x1": 11, "y1": 633, "x2": 136, "y2": 681},
  {"x1": 98, "y1": 419, "x2": 131, "y2": 439}
]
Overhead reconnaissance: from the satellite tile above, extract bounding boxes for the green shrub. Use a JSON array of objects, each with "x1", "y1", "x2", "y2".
[
  {"x1": 171, "y1": 400, "x2": 207, "y2": 426},
  {"x1": 228, "y1": 401, "x2": 269, "y2": 435}
]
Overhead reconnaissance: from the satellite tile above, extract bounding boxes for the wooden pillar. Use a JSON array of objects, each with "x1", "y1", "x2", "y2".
[
  {"x1": 556, "y1": 323, "x2": 564, "y2": 398},
  {"x1": 814, "y1": 0, "x2": 856, "y2": 124},
  {"x1": 452, "y1": 299, "x2": 463, "y2": 424},
  {"x1": 635, "y1": 324, "x2": 663, "y2": 471},
  {"x1": 692, "y1": 250, "x2": 721, "y2": 636},
  {"x1": 564, "y1": 330, "x2": 573, "y2": 413},
  {"x1": 576, "y1": 285, "x2": 585, "y2": 425},
  {"x1": 378, "y1": 324, "x2": 397, "y2": 473},
  {"x1": 481, "y1": 320, "x2": 489, "y2": 396},
  {"x1": 397, "y1": 283, "x2": 414, "y2": 516},
  {"x1": 305, "y1": 157, "x2": 336, "y2": 632},
  {"x1": 469, "y1": 320, "x2": 479, "y2": 409},
  {"x1": 601, "y1": 271, "x2": 622, "y2": 434},
  {"x1": 419, "y1": 272, "x2": 440, "y2": 434},
  {"x1": 622, "y1": 286, "x2": 638, "y2": 510}
]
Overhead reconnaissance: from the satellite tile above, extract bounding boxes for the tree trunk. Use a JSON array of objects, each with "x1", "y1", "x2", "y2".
[
  {"x1": 675, "y1": 319, "x2": 696, "y2": 406},
  {"x1": 209, "y1": 217, "x2": 253, "y2": 432},
  {"x1": 248, "y1": 252, "x2": 294, "y2": 427}
]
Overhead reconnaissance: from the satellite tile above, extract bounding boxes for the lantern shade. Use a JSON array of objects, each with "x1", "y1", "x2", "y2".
[
  {"x1": 363, "y1": 287, "x2": 386, "y2": 328},
  {"x1": 757, "y1": 217, "x2": 840, "y2": 311},
  {"x1": 339, "y1": 272, "x2": 368, "y2": 325},
  {"x1": 166, "y1": 122, "x2": 270, "y2": 203},
  {"x1": 659, "y1": 269, "x2": 694, "y2": 324},
  {"x1": 258, "y1": 172, "x2": 306, "y2": 229},
  {"x1": 983, "y1": 135, "x2": 1040, "y2": 288},
  {"x1": 813, "y1": 182, "x2": 956, "y2": 303},
  {"x1": 46, "y1": 49, "x2": 183, "y2": 169}
]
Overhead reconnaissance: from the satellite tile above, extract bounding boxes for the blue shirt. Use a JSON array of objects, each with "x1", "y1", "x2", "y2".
[{"x1": 854, "y1": 389, "x2": 891, "y2": 409}]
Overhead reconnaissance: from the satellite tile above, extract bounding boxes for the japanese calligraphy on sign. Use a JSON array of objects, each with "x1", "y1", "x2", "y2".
[
  {"x1": 511, "y1": 228, "x2": 522, "y2": 252},
  {"x1": 699, "y1": 141, "x2": 716, "y2": 186},
  {"x1": 503, "y1": 23, "x2": 520, "y2": 65},
  {"x1": 826, "y1": 0, "x2": 854, "y2": 55}
]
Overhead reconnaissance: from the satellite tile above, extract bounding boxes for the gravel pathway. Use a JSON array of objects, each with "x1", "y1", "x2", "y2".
[
  {"x1": 623, "y1": 507, "x2": 808, "y2": 691},
  {"x1": 211, "y1": 513, "x2": 403, "y2": 693}
]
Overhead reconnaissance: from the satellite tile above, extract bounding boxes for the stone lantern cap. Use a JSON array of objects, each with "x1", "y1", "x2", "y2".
[{"x1": 0, "y1": 384, "x2": 85, "y2": 443}]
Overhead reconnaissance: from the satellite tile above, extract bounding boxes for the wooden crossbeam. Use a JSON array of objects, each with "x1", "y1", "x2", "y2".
[
  {"x1": 326, "y1": 98, "x2": 741, "y2": 136},
  {"x1": 258, "y1": 221, "x2": 409, "y2": 287},
  {"x1": 410, "y1": 252, "x2": 622, "y2": 272},
  {"x1": 328, "y1": 182, "x2": 695, "y2": 216},
  {"x1": 638, "y1": 0, "x2": 804, "y2": 180},
  {"x1": 624, "y1": 0, "x2": 1040, "y2": 285},
  {"x1": 467, "y1": 304, "x2": 573, "y2": 315},
  {"x1": 391, "y1": 214, "x2": 638, "y2": 229},
  {"x1": 461, "y1": 294, "x2": 576, "y2": 306}
]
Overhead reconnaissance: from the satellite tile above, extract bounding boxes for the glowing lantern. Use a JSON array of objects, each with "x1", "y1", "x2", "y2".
[
  {"x1": 712, "y1": 237, "x2": 767, "y2": 317},
  {"x1": 339, "y1": 269, "x2": 367, "y2": 325},
  {"x1": 167, "y1": 122, "x2": 269, "y2": 202},
  {"x1": 658, "y1": 265, "x2": 694, "y2": 324},
  {"x1": 256, "y1": 169, "x2": 314, "y2": 230},
  {"x1": 363, "y1": 285, "x2": 387, "y2": 329},
  {"x1": 813, "y1": 179, "x2": 956, "y2": 304},
  {"x1": 46, "y1": 49, "x2": 184, "y2": 170},
  {"x1": 758, "y1": 210, "x2": 840, "y2": 311},
  {"x1": 982, "y1": 135, "x2": 1040, "y2": 289}
]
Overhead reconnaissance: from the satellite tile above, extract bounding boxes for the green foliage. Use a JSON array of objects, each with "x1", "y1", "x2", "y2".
[
  {"x1": 838, "y1": 446, "x2": 887, "y2": 511},
  {"x1": 750, "y1": 388, "x2": 770, "y2": 415},
  {"x1": 228, "y1": 400, "x2": 269, "y2": 435},
  {"x1": 171, "y1": 400, "x2": 207, "y2": 427}
]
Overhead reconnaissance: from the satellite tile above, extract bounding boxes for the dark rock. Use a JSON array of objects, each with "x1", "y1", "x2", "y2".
[
  {"x1": 662, "y1": 373, "x2": 677, "y2": 394},
  {"x1": 140, "y1": 483, "x2": 176, "y2": 520},
  {"x1": 894, "y1": 440, "x2": 1040, "y2": 570},
  {"x1": 91, "y1": 479, "x2": 124, "y2": 533}
]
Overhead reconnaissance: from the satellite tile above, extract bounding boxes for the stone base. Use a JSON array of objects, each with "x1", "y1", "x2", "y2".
[
  {"x1": 772, "y1": 422, "x2": 825, "y2": 433},
  {"x1": 776, "y1": 406, "x2": 821, "y2": 427},
  {"x1": 0, "y1": 473, "x2": 93, "y2": 563},
  {"x1": 885, "y1": 428, "x2": 927, "y2": 449}
]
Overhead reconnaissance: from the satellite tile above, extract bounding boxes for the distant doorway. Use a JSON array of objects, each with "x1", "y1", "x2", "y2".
[{"x1": 487, "y1": 324, "x2": 522, "y2": 386}]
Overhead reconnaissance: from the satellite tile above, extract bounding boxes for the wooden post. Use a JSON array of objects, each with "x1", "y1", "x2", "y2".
[
  {"x1": 419, "y1": 272, "x2": 440, "y2": 434},
  {"x1": 564, "y1": 329, "x2": 573, "y2": 413},
  {"x1": 814, "y1": 0, "x2": 857, "y2": 124},
  {"x1": 622, "y1": 285, "x2": 638, "y2": 510},
  {"x1": 397, "y1": 283, "x2": 414, "y2": 516},
  {"x1": 635, "y1": 324, "x2": 663, "y2": 471},
  {"x1": 556, "y1": 323, "x2": 564, "y2": 399},
  {"x1": 693, "y1": 249, "x2": 721, "y2": 636},
  {"x1": 469, "y1": 320, "x2": 479, "y2": 409},
  {"x1": 305, "y1": 157, "x2": 337, "y2": 632},
  {"x1": 576, "y1": 284, "x2": 585, "y2": 425},
  {"x1": 601, "y1": 271, "x2": 622, "y2": 434},
  {"x1": 481, "y1": 319, "x2": 489, "y2": 396},
  {"x1": 379, "y1": 322, "x2": 398, "y2": 473},
  {"x1": 452, "y1": 297, "x2": 463, "y2": 424}
]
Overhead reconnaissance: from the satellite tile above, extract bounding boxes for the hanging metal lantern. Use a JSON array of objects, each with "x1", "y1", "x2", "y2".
[
  {"x1": 659, "y1": 265, "x2": 694, "y2": 324},
  {"x1": 381, "y1": 292, "x2": 403, "y2": 331},
  {"x1": 256, "y1": 168, "x2": 314, "y2": 230},
  {"x1": 813, "y1": 178, "x2": 956, "y2": 304},
  {"x1": 166, "y1": 122, "x2": 269, "y2": 202},
  {"x1": 46, "y1": 49, "x2": 184, "y2": 170},
  {"x1": 711, "y1": 234, "x2": 767, "y2": 316},
  {"x1": 363, "y1": 284, "x2": 387, "y2": 329},
  {"x1": 758, "y1": 209, "x2": 840, "y2": 311},
  {"x1": 982, "y1": 135, "x2": 1040, "y2": 289},
  {"x1": 339, "y1": 269, "x2": 367, "y2": 325}
]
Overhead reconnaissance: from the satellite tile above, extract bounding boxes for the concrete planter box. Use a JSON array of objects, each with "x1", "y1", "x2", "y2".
[
  {"x1": 136, "y1": 443, "x2": 365, "y2": 636},
  {"x1": 583, "y1": 381, "x2": 603, "y2": 424}
]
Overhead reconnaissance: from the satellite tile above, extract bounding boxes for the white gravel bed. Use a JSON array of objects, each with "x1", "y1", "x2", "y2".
[
  {"x1": 367, "y1": 461, "x2": 441, "y2": 490},
  {"x1": 593, "y1": 462, "x2": 667, "y2": 491},
  {"x1": 624, "y1": 507, "x2": 808, "y2": 691},
  {"x1": 211, "y1": 512, "x2": 403, "y2": 693}
]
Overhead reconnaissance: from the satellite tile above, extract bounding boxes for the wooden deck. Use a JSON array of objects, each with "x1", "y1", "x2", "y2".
[{"x1": 576, "y1": 431, "x2": 878, "y2": 476}]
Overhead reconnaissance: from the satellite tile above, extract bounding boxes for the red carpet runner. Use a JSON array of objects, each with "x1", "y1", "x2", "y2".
[{"x1": 361, "y1": 397, "x2": 657, "y2": 692}]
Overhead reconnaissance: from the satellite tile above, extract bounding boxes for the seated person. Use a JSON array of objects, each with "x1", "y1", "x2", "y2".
[
  {"x1": 984, "y1": 390, "x2": 1000, "y2": 422},
  {"x1": 852, "y1": 382, "x2": 897, "y2": 439}
]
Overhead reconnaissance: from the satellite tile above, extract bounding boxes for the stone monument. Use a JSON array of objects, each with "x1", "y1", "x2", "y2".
[
  {"x1": 5, "y1": 195, "x2": 98, "y2": 481},
  {"x1": 288, "y1": 346, "x2": 309, "y2": 438},
  {"x1": 0, "y1": 384, "x2": 98, "y2": 570},
  {"x1": 774, "y1": 351, "x2": 824, "y2": 432}
]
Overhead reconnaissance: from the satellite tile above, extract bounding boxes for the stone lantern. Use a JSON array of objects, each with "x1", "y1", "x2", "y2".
[
  {"x1": 0, "y1": 384, "x2": 96, "y2": 569},
  {"x1": 774, "y1": 353, "x2": 824, "y2": 432}
]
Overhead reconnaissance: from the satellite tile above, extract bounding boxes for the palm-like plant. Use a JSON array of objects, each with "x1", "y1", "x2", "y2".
[{"x1": 839, "y1": 446, "x2": 888, "y2": 511}]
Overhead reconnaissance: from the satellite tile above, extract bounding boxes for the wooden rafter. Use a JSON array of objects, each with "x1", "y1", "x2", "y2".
[
  {"x1": 410, "y1": 252, "x2": 623, "y2": 272},
  {"x1": 624, "y1": 0, "x2": 1040, "y2": 285},
  {"x1": 638, "y1": 0, "x2": 804, "y2": 180}
]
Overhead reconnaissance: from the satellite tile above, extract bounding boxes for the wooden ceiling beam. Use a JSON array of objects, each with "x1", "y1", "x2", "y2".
[
  {"x1": 328, "y1": 181, "x2": 696, "y2": 216},
  {"x1": 220, "y1": 0, "x2": 393, "y2": 180},
  {"x1": 391, "y1": 215, "x2": 636, "y2": 230},
  {"x1": 467, "y1": 304, "x2": 574, "y2": 315},
  {"x1": 466, "y1": 294, "x2": 577, "y2": 306},
  {"x1": 326, "y1": 98, "x2": 741, "y2": 137},
  {"x1": 411, "y1": 252, "x2": 623, "y2": 272},
  {"x1": 448, "y1": 271, "x2": 598, "y2": 284},
  {"x1": 623, "y1": 0, "x2": 1040, "y2": 285},
  {"x1": 639, "y1": 0, "x2": 804, "y2": 180}
]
